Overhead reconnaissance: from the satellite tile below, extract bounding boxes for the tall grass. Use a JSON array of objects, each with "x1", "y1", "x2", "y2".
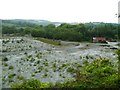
[{"x1": 36, "y1": 38, "x2": 62, "y2": 46}]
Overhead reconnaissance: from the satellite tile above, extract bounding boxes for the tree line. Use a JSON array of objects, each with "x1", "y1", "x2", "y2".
[{"x1": 2, "y1": 22, "x2": 119, "y2": 42}]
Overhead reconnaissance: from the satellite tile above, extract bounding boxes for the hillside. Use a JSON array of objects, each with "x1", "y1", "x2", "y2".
[{"x1": 2, "y1": 19, "x2": 62, "y2": 27}]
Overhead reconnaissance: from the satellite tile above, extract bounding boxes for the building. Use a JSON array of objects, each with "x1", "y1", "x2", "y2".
[
  {"x1": 55, "y1": 24, "x2": 61, "y2": 27},
  {"x1": 93, "y1": 37, "x2": 106, "y2": 43}
]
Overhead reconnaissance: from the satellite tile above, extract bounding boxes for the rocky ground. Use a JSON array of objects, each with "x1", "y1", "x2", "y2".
[{"x1": 1, "y1": 37, "x2": 117, "y2": 88}]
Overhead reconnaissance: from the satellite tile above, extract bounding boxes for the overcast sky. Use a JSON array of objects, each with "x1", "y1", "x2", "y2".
[{"x1": 0, "y1": 0, "x2": 119, "y2": 23}]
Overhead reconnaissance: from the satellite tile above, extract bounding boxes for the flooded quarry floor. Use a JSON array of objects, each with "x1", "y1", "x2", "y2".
[{"x1": 1, "y1": 37, "x2": 118, "y2": 88}]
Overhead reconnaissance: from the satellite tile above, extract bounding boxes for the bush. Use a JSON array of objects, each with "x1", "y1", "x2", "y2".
[
  {"x1": 4, "y1": 63, "x2": 8, "y2": 66},
  {"x1": 3, "y1": 57, "x2": 8, "y2": 61},
  {"x1": 17, "y1": 75, "x2": 25, "y2": 80},
  {"x1": 11, "y1": 79, "x2": 52, "y2": 88},
  {"x1": 36, "y1": 60, "x2": 40, "y2": 64},
  {"x1": 55, "y1": 58, "x2": 119, "y2": 88},
  {"x1": 9, "y1": 66, "x2": 14, "y2": 69},
  {"x1": 8, "y1": 73, "x2": 16, "y2": 79}
]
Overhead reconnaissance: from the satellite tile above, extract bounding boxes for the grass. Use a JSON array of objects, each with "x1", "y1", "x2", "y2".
[
  {"x1": 11, "y1": 79, "x2": 52, "y2": 88},
  {"x1": 36, "y1": 38, "x2": 62, "y2": 46}
]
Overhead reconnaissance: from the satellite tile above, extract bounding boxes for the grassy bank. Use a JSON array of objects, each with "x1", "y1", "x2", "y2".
[{"x1": 35, "y1": 38, "x2": 62, "y2": 46}]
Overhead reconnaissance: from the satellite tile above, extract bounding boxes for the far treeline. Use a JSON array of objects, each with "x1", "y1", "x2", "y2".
[{"x1": 2, "y1": 22, "x2": 120, "y2": 42}]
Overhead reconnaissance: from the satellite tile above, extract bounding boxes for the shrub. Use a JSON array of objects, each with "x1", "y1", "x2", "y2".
[
  {"x1": 30, "y1": 58, "x2": 35, "y2": 62},
  {"x1": 28, "y1": 55, "x2": 32, "y2": 58},
  {"x1": 36, "y1": 60, "x2": 40, "y2": 64},
  {"x1": 3, "y1": 57, "x2": 8, "y2": 61},
  {"x1": 24, "y1": 52, "x2": 27, "y2": 55},
  {"x1": 43, "y1": 61, "x2": 48, "y2": 66},
  {"x1": 67, "y1": 67, "x2": 75, "y2": 73},
  {"x1": 83, "y1": 60, "x2": 89, "y2": 65},
  {"x1": 61, "y1": 64, "x2": 67, "y2": 68},
  {"x1": 54, "y1": 57, "x2": 119, "y2": 88},
  {"x1": 4, "y1": 63, "x2": 8, "y2": 66},
  {"x1": 43, "y1": 73, "x2": 48, "y2": 78},
  {"x1": 8, "y1": 73, "x2": 16, "y2": 79},
  {"x1": 116, "y1": 50, "x2": 120, "y2": 62},
  {"x1": 38, "y1": 66, "x2": 44, "y2": 71},
  {"x1": 11, "y1": 79, "x2": 52, "y2": 88},
  {"x1": 2, "y1": 50, "x2": 7, "y2": 52},
  {"x1": 32, "y1": 73, "x2": 35, "y2": 77},
  {"x1": 45, "y1": 68, "x2": 48, "y2": 72},
  {"x1": 52, "y1": 63, "x2": 56, "y2": 68},
  {"x1": 17, "y1": 75, "x2": 25, "y2": 80},
  {"x1": 9, "y1": 66, "x2": 14, "y2": 69},
  {"x1": 33, "y1": 64, "x2": 37, "y2": 66}
]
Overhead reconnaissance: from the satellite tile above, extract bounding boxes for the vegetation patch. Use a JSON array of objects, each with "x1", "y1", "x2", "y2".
[
  {"x1": 10, "y1": 50, "x2": 120, "y2": 88},
  {"x1": 55, "y1": 57, "x2": 119, "y2": 88},
  {"x1": 11, "y1": 79, "x2": 52, "y2": 88},
  {"x1": 36, "y1": 38, "x2": 62, "y2": 46},
  {"x1": 8, "y1": 65, "x2": 14, "y2": 70}
]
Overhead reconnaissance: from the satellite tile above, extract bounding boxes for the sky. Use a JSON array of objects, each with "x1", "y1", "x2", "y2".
[{"x1": 0, "y1": 0, "x2": 119, "y2": 23}]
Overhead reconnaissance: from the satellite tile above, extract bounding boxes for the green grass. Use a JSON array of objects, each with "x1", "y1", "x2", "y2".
[
  {"x1": 36, "y1": 38, "x2": 62, "y2": 46},
  {"x1": 11, "y1": 79, "x2": 52, "y2": 88}
]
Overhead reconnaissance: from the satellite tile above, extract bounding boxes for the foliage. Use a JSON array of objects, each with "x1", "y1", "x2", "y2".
[
  {"x1": 8, "y1": 65, "x2": 14, "y2": 69},
  {"x1": 3, "y1": 57, "x2": 8, "y2": 61},
  {"x1": 2, "y1": 22, "x2": 119, "y2": 41},
  {"x1": 11, "y1": 79, "x2": 52, "y2": 89},
  {"x1": 55, "y1": 58, "x2": 119, "y2": 88},
  {"x1": 116, "y1": 50, "x2": 120, "y2": 62},
  {"x1": 56, "y1": 59, "x2": 119, "y2": 88},
  {"x1": 36, "y1": 38, "x2": 61, "y2": 46},
  {"x1": 11, "y1": 57, "x2": 119, "y2": 89}
]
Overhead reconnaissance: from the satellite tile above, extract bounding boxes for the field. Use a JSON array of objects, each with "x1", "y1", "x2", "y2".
[{"x1": 1, "y1": 36, "x2": 118, "y2": 88}]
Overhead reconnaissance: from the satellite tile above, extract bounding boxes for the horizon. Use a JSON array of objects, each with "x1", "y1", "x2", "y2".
[{"x1": 1, "y1": 19, "x2": 118, "y2": 24}]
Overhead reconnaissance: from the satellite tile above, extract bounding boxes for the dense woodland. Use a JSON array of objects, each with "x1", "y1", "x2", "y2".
[{"x1": 2, "y1": 20, "x2": 120, "y2": 42}]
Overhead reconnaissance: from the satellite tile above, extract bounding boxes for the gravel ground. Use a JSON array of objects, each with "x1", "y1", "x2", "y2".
[{"x1": 1, "y1": 37, "x2": 117, "y2": 88}]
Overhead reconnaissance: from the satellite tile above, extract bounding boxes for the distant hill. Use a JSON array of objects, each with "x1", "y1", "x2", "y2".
[
  {"x1": 2, "y1": 19, "x2": 118, "y2": 28},
  {"x1": 2, "y1": 19, "x2": 62, "y2": 27}
]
